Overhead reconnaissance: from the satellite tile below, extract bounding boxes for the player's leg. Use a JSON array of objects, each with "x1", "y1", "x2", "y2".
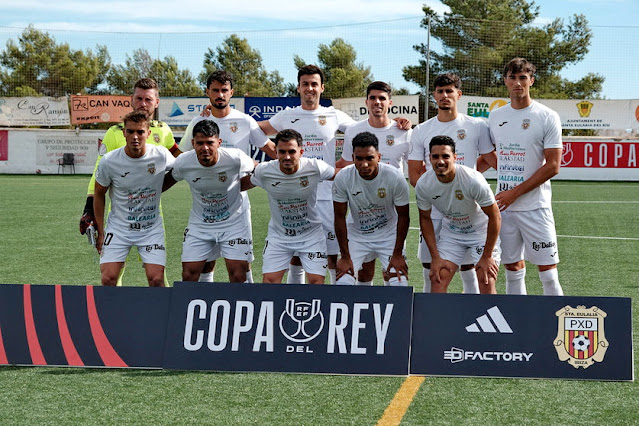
[
  {"x1": 430, "y1": 260, "x2": 458, "y2": 293},
  {"x1": 418, "y1": 219, "x2": 442, "y2": 292},
  {"x1": 335, "y1": 240, "x2": 369, "y2": 285},
  {"x1": 99, "y1": 230, "x2": 131, "y2": 286},
  {"x1": 136, "y1": 231, "x2": 167, "y2": 287},
  {"x1": 262, "y1": 238, "x2": 295, "y2": 284},
  {"x1": 263, "y1": 270, "x2": 288, "y2": 284},
  {"x1": 500, "y1": 210, "x2": 527, "y2": 295},
  {"x1": 522, "y1": 208, "x2": 562, "y2": 295},
  {"x1": 286, "y1": 255, "x2": 305, "y2": 284},
  {"x1": 377, "y1": 243, "x2": 407, "y2": 287},
  {"x1": 143, "y1": 263, "x2": 165, "y2": 287},
  {"x1": 224, "y1": 259, "x2": 250, "y2": 283},
  {"x1": 200, "y1": 260, "x2": 216, "y2": 282},
  {"x1": 460, "y1": 265, "x2": 480, "y2": 294},
  {"x1": 182, "y1": 229, "x2": 217, "y2": 282},
  {"x1": 183, "y1": 261, "x2": 207, "y2": 282},
  {"x1": 319, "y1": 200, "x2": 339, "y2": 284},
  {"x1": 100, "y1": 262, "x2": 125, "y2": 286},
  {"x1": 357, "y1": 260, "x2": 376, "y2": 285}
]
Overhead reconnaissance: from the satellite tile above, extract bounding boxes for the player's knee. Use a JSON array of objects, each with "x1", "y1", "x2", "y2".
[
  {"x1": 148, "y1": 276, "x2": 165, "y2": 287},
  {"x1": 101, "y1": 274, "x2": 118, "y2": 286},
  {"x1": 201, "y1": 261, "x2": 215, "y2": 273}
]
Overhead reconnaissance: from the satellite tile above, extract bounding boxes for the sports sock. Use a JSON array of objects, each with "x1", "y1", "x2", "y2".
[
  {"x1": 460, "y1": 269, "x2": 480, "y2": 294},
  {"x1": 336, "y1": 274, "x2": 355, "y2": 285},
  {"x1": 246, "y1": 269, "x2": 254, "y2": 283},
  {"x1": 199, "y1": 272, "x2": 214, "y2": 282},
  {"x1": 356, "y1": 280, "x2": 373, "y2": 286},
  {"x1": 328, "y1": 268, "x2": 336, "y2": 285},
  {"x1": 539, "y1": 268, "x2": 563, "y2": 296},
  {"x1": 505, "y1": 268, "x2": 527, "y2": 295},
  {"x1": 287, "y1": 264, "x2": 305, "y2": 284},
  {"x1": 423, "y1": 268, "x2": 431, "y2": 293},
  {"x1": 388, "y1": 276, "x2": 407, "y2": 286}
]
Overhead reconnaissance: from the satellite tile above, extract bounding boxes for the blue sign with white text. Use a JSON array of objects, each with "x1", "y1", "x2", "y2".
[{"x1": 244, "y1": 97, "x2": 332, "y2": 121}]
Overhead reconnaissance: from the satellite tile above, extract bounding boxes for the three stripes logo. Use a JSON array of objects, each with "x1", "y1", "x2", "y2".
[{"x1": 465, "y1": 306, "x2": 513, "y2": 334}]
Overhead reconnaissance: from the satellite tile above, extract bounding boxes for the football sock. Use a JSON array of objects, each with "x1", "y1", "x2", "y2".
[
  {"x1": 505, "y1": 268, "x2": 527, "y2": 295},
  {"x1": 356, "y1": 280, "x2": 373, "y2": 286},
  {"x1": 460, "y1": 269, "x2": 480, "y2": 294},
  {"x1": 246, "y1": 269, "x2": 254, "y2": 283},
  {"x1": 328, "y1": 268, "x2": 336, "y2": 285},
  {"x1": 539, "y1": 268, "x2": 563, "y2": 296},
  {"x1": 199, "y1": 272, "x2": 214, "y2": 282},
  {"x1": 423, "y1": 268, "x2": 431, "y2": 293},
  {"x1": 287, "y1": 264, "x2": 305, "y2": 284}
]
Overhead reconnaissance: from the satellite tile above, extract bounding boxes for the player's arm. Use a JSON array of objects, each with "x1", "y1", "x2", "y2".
[
  {"x1": 169, "y1": 144, "x2": 181, "y2": 157},
  {"x1": 259, "y1": 140, "x2": 277, "y2": 159},
  {"x1": 418, "y1": 207, "x2": 446, "y2": 285},
  {"x1": 258, "y1": 119, "x2": 278, "y2": 137},
  {"x1": 477, "y1": 150, "x2": 497, "y2": 172},
  {"x1": 388, "y1": 204, "x2": 409, "y2": 279},
  {"x1": 393, "y1": 117, "x2": 412, "y2": 130},
  {"x1": 335, "y1": 158, "x2": 353, "y2": 168},
  {"x1": 475, "y1": 202, "x2": 501, "y2": 285},
  {"x1": 162, "y1": 170, "x2": 178, "y2": 192},
  {"x1": 496, "y1": 147, "x2": 562, "y2": 211},
  {"x1": 93, "y1": 182, "x2": 108, "y2": 254},
  {"x1": 408, "y1": 160, "x2": 426, "y2": 187},
  {"x1": 333, "y1": 201, "x2": 354, "y2": 280},
  {"x1": 240, "y1": 174, "x2": 256, "y2": 191}
]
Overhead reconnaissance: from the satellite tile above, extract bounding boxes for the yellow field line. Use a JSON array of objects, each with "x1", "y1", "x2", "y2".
[{"x1": 377, "y1": 376, "x2": 425, "y2": 426}]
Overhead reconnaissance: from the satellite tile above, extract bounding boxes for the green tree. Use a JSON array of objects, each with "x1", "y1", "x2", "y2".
[
  {"x1": 0, "y1": 25, "x2": 110, "y2": 97},
  {"x1": 403, "y1": 0, "x2": 603, "y2": 99},
  {"x1": 107, "y1": 49, "x2": 201, "y2": 96},
  {"x1": 200, "y1": 34, "x2": 285, "y2": 96},
  {"x1": 293, "y1": 38, "x2": 373, "y2": 99}
]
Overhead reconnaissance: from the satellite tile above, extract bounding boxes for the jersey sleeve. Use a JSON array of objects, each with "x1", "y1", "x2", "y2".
[
  {"x1": 341, "y1": 126, "x2": 355, "y2": 161},
  {"x1": 268, "y1": 109, "x2": 288, "y2": 132},
  {"x1": 160, "y1": 123, "x2": 177, "y2": 151},
  {"x1": 543, "y1": 109, "x2": 563, "y2": 150},
  {"x1": 469, "y1": 170, "x2": 495, "y2": 207},
  {"x1": 95, "y1": 155, "x2": 112, "y2": 188},
  {"x1": 248, "y1": 117, "x2": 270, "y2": 148},
  {"x1": 391, "y1": 169, "x2": 410, "y2": 206},
  {"x1": 331, "y1": 171, "x2": 349, "y2": 203},
  {"x1": 179, "y1": 118, "x2": 198, "y2": 152},
  {"x1": 171, "y1": 157, "x2": 185, "y2": 182},
  {"x1": 87, "y1": 126, "x2": 118, "y2": 195},
  {"x1": 476, "y1": 120, "x2": 495, "y2": 155},
  {"x1": 239, "y1": 150, "x2": 256, "y2": 175},
  {"x1": 164, "y1": 147, "x2": 176, "y2": 171},
  {"x1": 336, "y1": 109, "x2": 356, "y2": 132},
  {"x1": 414, "y1": 175, "x2": 432, "y2": 211},
  {"x1": 316, "y1": 159, "x2": 335, "y2": 181},
  {"x1": 407, "y1": 125, "x2": 426, "y2": 162},
  {"x1": 250, "y1": 163, "x2": 266, "y2": 188}
]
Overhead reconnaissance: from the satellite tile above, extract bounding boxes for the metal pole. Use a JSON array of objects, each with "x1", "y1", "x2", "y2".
[{"x1": 424, "y1": 17, "x2": 431, "y2": 121}]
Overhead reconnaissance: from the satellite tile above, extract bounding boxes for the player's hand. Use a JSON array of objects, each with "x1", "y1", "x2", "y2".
[
  {"x1": 495, "y1": 188, "x2": 519, "y2": 211},
  {"x1": 475, "y1": 256, "x2": 498, "y2": 285},
  {"x1": 95, "y1": 231, "x2": 104, "y2": 255},
  {"x1": 387, "y1": 254, "x2": 408, "y2": 280},
  {"x1": 336, "y1": 257, "x2": 354, "y2": 280},
  {"x1": 394, "y1": 117, "x2": 412, "y2": 130},
  {"x1": 428, "y1": 256, "x2": 449, "y2": 286},
  {"x1": 200, "y1": 105, "x2": 212, "y2": 117}
]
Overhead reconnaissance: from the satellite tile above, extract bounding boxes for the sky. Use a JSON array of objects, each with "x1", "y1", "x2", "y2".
[{"x1": 1, "y1": 0, "x2": 637, "y2": 99}]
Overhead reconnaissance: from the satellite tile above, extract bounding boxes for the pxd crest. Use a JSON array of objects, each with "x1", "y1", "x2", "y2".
[{"x1": 553, "y1": 305, "x2": 608, "y2": 369}]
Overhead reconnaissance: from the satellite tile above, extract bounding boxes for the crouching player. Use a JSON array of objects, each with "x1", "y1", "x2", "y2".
[
  {"x1": 93, "y1": 111, "x2": 175, "y2": 286},
  {"x1": 333, "y1": 132, "x2": 410, "y2": 286},
  {"x1": 415, "y1": 135, "x2": 501, "y2": 293},
  {"x1": 243, "y1": 129, "x2": 336, "y2": 284},
  {"x1": 163, "y1": 120, "x2": 255, "y2": 283}
]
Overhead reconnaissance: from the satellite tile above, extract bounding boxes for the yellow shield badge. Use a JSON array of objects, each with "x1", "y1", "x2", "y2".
[
  {"x1": 576, "y1": 100, "x2": 594, "y2": 118},
  {"x1": 378, "y1": 187, "x2": 386, "y2": 198},
  {"x1": 553, "y1": 305, "x2": 609, "y2": 369},
  {"x1": 455, "y1": 189, "x2": 464, "y2": 200},
  {"x1": 318, "y1": 116, "x2": 327, "y2": 126}
]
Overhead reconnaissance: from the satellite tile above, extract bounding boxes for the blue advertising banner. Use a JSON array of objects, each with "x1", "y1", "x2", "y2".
[
  {"x1": 244, "y1": 97, "x2": 332, "y2": 121},
  {"x1": 410, "y1": 294, "x2": 633, "y2": 381},
  {"x1": 163, "y1": 282, "x2": 413, "y2": 375},
  {"x1": 0, "y1": 284, "x2": 170, "y2": 368}
]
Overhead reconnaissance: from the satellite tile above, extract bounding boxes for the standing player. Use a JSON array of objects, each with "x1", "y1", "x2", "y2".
[
  {"x1": 258, "y1": 65, "x2": 355, "y2": 284},
  {"x1": 489, "y1": 58, "x2": 563, "y2": 296},
  {"x1": 80, "y1": 78, "x2": 179, "y2": 285},
  {"x1": 415, "y1": 136, "x2": 501, "y2": 293},
  {"x1": 178, "y1": 70, "x2": 275, "y2": 282},
  {"x1": 164, "y1": 120, "x2": 254, "y2": 283},
  {"x1": 333, "y1": 132, "x2": 410, "y2": 286},
  {"x1": 408, "y1": 73, "x2": 497, "y2": 293},
  {"x1": 336, "y1": 81, "x2": 412, "y2": 286},
  {"x1": 244, "y1": 129, "x2": 335, "y2": 284},
  {"x1": 93, "y1": 112, "x2": 175, "y2": 287}
]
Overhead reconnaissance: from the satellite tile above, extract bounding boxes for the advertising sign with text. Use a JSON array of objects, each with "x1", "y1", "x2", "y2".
[
  {"x1": 70, "y1": 95, "x2": 131, "y2": 124},
  {"x1": 158, "y1": 98, "x2": 245, "y2": 126},
  {"x1": 0, "y1": 97, "x2": 70, "y2": 126}
]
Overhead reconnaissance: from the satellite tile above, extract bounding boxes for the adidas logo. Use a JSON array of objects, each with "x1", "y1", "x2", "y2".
[{"x1": 465, "y1": 306, "x2": 513, "y2": 334}]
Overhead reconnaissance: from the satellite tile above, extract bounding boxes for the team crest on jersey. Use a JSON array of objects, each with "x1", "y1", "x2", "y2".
[
  {"x1": 218, "y1": 172, "x2": 227, "y2": 182},
  {"x1": 386, "y1": 135, "x2": 395, "y2": 146},
  {"x1": 318, "y1": 116, "x2": 327, "y2": 126},
  {"x1": 147, "y1": 163, "x2": 156, "y2": 174},
  {"x1": 300, "y1": 176, "x2": 309, "y2": 187},
  {"x1": 455, "y1": 189, "x2": 464, "y2": 200},
  {"x1": 457, "y1": 129, "x2": 466, "y2": 140},
  {"x1": 378, "y1": 188, "x2": 386, "y2": 198},
  {"x1": 229, "y1": 122, "x2": 238, "y2": 133},
  {"x1": 553, "y1": 305, "x2": 608, "y2": 369},
  {"x1": 153, "y1": 134, "x2": 160, "y2": 143},
  {"x1": 522, "y1": 119, "x2": 531, "y2": 130}
]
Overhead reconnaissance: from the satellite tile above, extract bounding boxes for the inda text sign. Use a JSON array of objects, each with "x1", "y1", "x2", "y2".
[{"x1": 163, "y1": 282, "x2": 412, "y2": 375}]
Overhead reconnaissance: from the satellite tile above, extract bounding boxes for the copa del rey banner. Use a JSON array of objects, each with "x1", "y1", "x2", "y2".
[
  {"x1": 0, "y1": 97, "x2": 70, "y2": 126},
  {"x1": 458, "y1": 96, "x2": 638, "y2": 131}
]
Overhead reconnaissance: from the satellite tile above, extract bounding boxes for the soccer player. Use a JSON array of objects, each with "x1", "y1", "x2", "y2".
[
  {"x1": 488, "y1": 57, "x2": 563, "y2": 296},
  {"x1": 415, "y1": 136, "x2": 501, "y2": 293},
  {"x1": 244, "y1": 129, "x2": 335, "y2": 284},
  {"x1": 333, "y1": 132, "x2": 410, "y2": 286},
  {"x1": 164, "y1": 120, "x2": 254, "y2": 283},
  {"x1": 336, "y1": 81, "x2": 412, "y2": 285},
  {"x1": 408, "y1": 73, "x2": 497, "y2": 293},
  {"x1": 93, "y1": 111, "x2": 175, "y2": 287},
  {"x1": 178, "y1": 70, "x2": 275, "y2": 282},
  {"x1": 80, "y1": 78, "x2": 179, "y2": 285}
]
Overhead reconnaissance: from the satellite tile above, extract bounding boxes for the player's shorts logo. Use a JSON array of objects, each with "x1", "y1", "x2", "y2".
[
  {"x1": 455, "y1": 189, "x2": 464, "y2": 200},
  {"x1": 229, "y1": 122, "x2": 238, "y2": 133},
  {"x1": 522, "y1": 119, "x2": 531, "y2": 130},
  {"x1": 457, "y1": 129, "x2": 466, "y2": 140},
  {"x1": 147, "y1": 162, "x2": 156, "y2": 174},
  {"x1": 318, "y1": 116, "x2": 327, "y2": 126},
  {"x1": 378, "y1": 187, "x2": 386, "y2": 198},
  {"x1": 153, "y1": 134, "x2": 160, "y2": 143},
  {"x1": 300, "y1": 176, "x2": 309, "y2": 187},
  {"x1": 279, "y1": 299, "x2": 324, "y2": 343},
  {"x1": 554, "y1": 305, "x2": 608, "y2": 369},
  {"x1": 218, "y1": 172, "x2": 227, "y2": 182},
  {"x1": 386, "y1": 135, "x2": 395, "y2": 146}
]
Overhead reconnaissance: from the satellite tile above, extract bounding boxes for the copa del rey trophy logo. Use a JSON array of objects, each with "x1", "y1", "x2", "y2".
[
  {"x1": 553, "y1": 305, "x2": 609, "y2": 369},
  {"x1": 279, "y1": 299, "x2": 324, "y2": 343}
]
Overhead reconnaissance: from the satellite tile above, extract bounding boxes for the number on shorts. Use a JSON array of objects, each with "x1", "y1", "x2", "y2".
[{"x1": 103, "y1": 233, "x2": 114, "y2": 246}]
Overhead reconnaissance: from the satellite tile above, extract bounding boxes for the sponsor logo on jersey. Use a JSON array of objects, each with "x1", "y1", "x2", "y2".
[
  {"x1": 576, "y1": 100, "x2": 594, "y2": 118},
  {"x1": 455, "y1": 189, "x2": 464, "y2": 200},
  {"x1": 218, "y1": 172, "x2": 227, "y2": 182},
  {"x1": 300, "y1": 176, "x2": 309, "y2": 187},
  {"x1": 153, "y1": 134, "x2": 160, "y2": 143},
  {"x1": 318, "y1": 116, "x2": 327, "y2": 126},
  {"x1": 147, "y1": 163, "x2": 156, "y2": 174},
  {"x1": 554, "y1": 305, "x2": 608, "y2": 369},
  {"x1": 386, "y1": 135, "x2": 395, "y2": 146},
  {"x1": 229, "y1": 122, "x2": 238, "y2": 133},
  {"x1": 522, "y1": 119, "x2": 531, "y2": 130},
  {"x1": 378, "y1": 187, "x2": 386, "y2": 198},
  {"x1": 457, "y1": 129, "x2": 466, "y2": 140}
]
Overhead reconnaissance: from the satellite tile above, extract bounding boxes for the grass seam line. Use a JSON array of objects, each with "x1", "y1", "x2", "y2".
[{"x1": 377, "y1": 376, "x2": 425, "y2": 426}]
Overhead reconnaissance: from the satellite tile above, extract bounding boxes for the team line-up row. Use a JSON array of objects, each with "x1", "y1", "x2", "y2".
[{"x1": 79, "y1": 58, "x2": 564, "y2": 296}]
